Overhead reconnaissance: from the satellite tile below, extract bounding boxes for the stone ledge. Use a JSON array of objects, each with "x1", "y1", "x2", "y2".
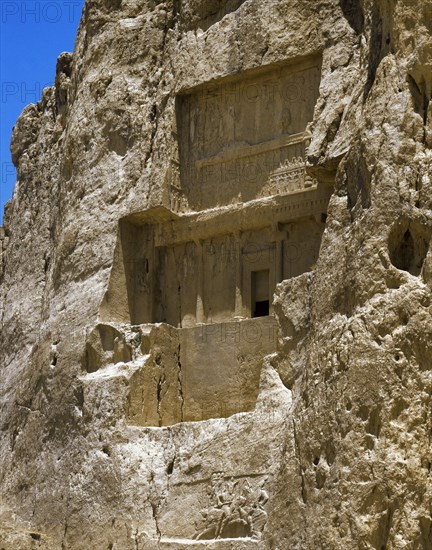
[{"x1": 159, "y1": 537, "x2": 264, "y2": 549}]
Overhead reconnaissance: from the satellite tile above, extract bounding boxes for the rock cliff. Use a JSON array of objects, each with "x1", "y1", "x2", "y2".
[{"x1": 1, "y1": 0, "x2": 431, "y2": 548}]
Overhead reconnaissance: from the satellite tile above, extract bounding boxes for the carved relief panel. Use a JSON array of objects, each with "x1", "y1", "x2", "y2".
[
  {"x1": 159, "y1": 472, "x2": 271, "y2": 542},
  {"x1": 193, "y1": 473, "x2": 269, "y2": 540},
  {"x1": 177, "y1": 55, "x2": 321, "y2": 210}
]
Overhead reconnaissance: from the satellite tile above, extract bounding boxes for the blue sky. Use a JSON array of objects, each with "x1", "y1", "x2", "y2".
[{"x1": 0, "y1": 0, "x2": 85, "y2": 218}]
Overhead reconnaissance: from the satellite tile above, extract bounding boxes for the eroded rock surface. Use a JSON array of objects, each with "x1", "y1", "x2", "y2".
[{"x1": 1, "y1": 0, "x2": 432, "y2": 548}]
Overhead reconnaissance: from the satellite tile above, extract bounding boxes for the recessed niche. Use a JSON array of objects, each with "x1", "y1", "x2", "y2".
[
  {"x1": 175, "y1": 55, "x2": 322, "y2": 210},
  {"x1": 82, "y1": 324, "x2": 133, "y2": 373},
  {"x1": 100, "y1": 55, "x2": 330, "y2": 329},
  {"x1": 388, "y1": 219, "x2": 431, "y2": 277},
  {"x1": 407, "y1": 73, "x2": 431, "y2": 125},
  {"x1": 100, "y1": 200, "x2": 330, "y2": 328}
]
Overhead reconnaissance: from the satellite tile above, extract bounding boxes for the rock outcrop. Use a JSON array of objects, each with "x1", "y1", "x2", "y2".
[{"x1": 1, "y1": 0, "x2": 431, "y2": 548}]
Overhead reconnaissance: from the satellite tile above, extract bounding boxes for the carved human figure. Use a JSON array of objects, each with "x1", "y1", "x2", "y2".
[
  {"x1": 193, "y1": 472, "x2": 227, "y2": 539},
  {"x1": 250, "y1": 478, "x2": 269, "y2": 540},
  {"x1": 257, "y1": 477, "x2": 269, "y2": 507},
  {"x1": 234, "y1": 479, "x2": 254, "y2": 532},
  {"x1": 194, "y1": 474, "x2": 269, "y2": 540},
  {"x1": 209, "y1": 472, "x2": 225, "y2": 505},
  {"x1": 215, "y1": 477, "x2": 240, "y2": 537}
]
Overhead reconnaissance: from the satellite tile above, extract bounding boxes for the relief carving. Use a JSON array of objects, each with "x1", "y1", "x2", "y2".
[
  {"x1": 193, "y1": 472, "x2": 269, "y2": 540},
  {"x1": 177, "y1": 58, "x2": 322, "y2": 209},
  {"x1": 168, "y1": 159, "x2": 188, "y2": 212},
  {"x1": 263, "y1": 156, "x2": 318, "y2": 197}
]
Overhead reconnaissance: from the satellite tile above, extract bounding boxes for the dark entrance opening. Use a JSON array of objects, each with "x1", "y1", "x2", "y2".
[
  {"x1": 252, "y1": 270, "x2": 270, "y2": 318},
  {"x1": 254, "y1": 300, "x2": 270, "y2": 317}
]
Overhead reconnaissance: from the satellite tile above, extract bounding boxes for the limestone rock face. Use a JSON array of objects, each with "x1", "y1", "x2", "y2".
[{"x1": 1, "y1": 0, "x2": 432, "y2": 548}]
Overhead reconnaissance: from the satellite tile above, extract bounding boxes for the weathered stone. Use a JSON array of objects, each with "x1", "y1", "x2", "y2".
[{"x1": 1, "y1": 0, "x2": 432, "y2": 548}]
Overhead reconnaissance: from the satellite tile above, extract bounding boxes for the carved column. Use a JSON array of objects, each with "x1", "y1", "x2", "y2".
[
  {"x1": 195, "y1": 239, "x2": 205, "y2": 324},
  {"x1": 234, "y1": 231, "x2": 243, "y2": 318},
  {"x1": 276, "y1": 240, "x2": 283, "y2": 284},
  {"x1": 273, "y1": 222, "x2": 285, "y2": 287}
]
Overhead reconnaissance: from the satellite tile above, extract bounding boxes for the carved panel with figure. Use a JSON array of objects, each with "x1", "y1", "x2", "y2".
[
  {"x1": 177, "y1": 55, "x2": 322, "y2": 209},
  {"x1": 193, "y1": 473, "x2": 270, "y2": 540}
]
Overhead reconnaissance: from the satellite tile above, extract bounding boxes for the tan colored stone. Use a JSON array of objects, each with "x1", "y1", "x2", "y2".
[{"x1": 1, "y1": 0, "x2": 432, "y2": 548}]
